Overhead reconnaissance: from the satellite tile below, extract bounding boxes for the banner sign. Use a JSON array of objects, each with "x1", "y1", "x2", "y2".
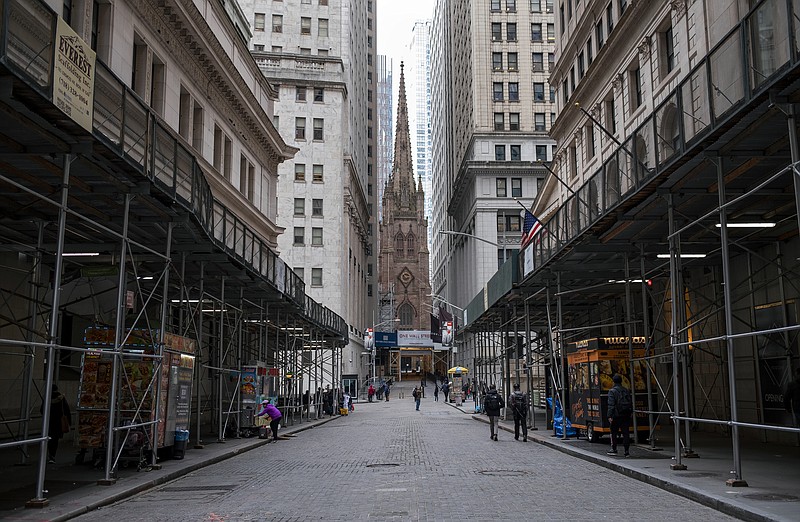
[
  {"x1": 397, "y1": 330, "x2": 434, "y2": 347},
  {"x1": 523, "y1": 244, "x2": 535, "y2": 276},
  {"x1": 53, "y1": 17, "x2": 96, "y2": 132},
  {"x1": 375, "y1": 331, "x2": 397, "y2": 347}
]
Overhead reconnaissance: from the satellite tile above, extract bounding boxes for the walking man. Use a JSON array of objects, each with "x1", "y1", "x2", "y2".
[
  {"x1": 433, "y1": 383, "x2": 439, "y2": 402},
  {"x1": 442, "y1": 382, "x2": 450, "y2": 402},
  {"x1": 420, "y1": 378, "x2": 426, "y2": 399},
  {"x1": 607, "y1": 374, "x2": 633, "y2": 457},
  {"x1": 508, "y1": 383, "x2": 529, "y2": 442},
  {"x1": 384, "y1": 381, "x2": 391, "y2": 402},
  {"x1": 413, "y1": 386, "x2": 421, "y2": 410},
  {"x1": 484, "y1": 384, "x2": 504, "y2": 441}
]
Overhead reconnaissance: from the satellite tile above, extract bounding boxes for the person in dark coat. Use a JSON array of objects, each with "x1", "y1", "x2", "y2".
[
  {"x1": 784, "y1": 368, "x2": 800, "y2": 426},
  {"x1": 42, "y1": 384, "x2": 71, "y2": 463},
  {"x1": 483, "y1": 384, "x2": 505, "y2": 441},
  {"x1": 607, "y1": 374, "x2": 632, "y2": 457},
  {"x1": 508, "y1": 383, "x2": 529, "y2": 442}
]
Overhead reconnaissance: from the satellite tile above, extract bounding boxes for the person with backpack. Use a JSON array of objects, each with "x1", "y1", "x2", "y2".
[
  {"x1": 508, "y1": 383, "x2": 529, "y2": 442},
  {"x1": 607, "y1": 373, "x2": 633, "y2": 457},
  {"x1": 484, "y1": 384, "x2": 505, "y2": 441},
  {"x1": 412, "y1": 386, "x2": 421, "y2": 410}
]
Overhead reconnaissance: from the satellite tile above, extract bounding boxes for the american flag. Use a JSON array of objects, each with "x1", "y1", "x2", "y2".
[{"x1": 521, "y1": 210, "x2": 543, "y2": 248}]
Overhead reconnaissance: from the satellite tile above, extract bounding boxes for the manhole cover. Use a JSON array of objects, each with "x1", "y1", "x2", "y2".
[
  {"x1": 674, "y1": 472, "x2": 717, "y2": 478},
  {"x1": 741, "y1": 493, "x2": 799, "y2": 502},
  {"x1": 478, "y1": 469, "x2": 530, "y2": 477},
  {"x1": 367, "y1": 463, "x2": 400, "y2": 468}
]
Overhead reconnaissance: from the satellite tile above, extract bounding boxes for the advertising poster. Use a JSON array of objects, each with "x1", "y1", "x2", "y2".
[
  {"x1": 754, "y1": 302, "x2": 797, "y2": 426},
  {"x1": 53, "y1": 17, "x2": 95, "y2": 131}
]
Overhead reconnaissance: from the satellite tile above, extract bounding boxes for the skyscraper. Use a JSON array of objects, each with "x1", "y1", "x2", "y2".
[
  {"x1": 409, "y1": 20, "x2": 433, "y2": 253},
  {"x1": 377, "y1": 54, "x2": 394, "y2": 224}
]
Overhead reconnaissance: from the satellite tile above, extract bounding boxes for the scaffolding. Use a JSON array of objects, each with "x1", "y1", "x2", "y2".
[
  {"x1": 455, "y1": 0, "x2": 800, "y2": 487},
  {"x1": 0, "y1": 0, "x2": 347, "y2": 507}
]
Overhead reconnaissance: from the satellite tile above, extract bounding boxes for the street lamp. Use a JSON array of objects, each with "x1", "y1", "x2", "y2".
[
  {"x1": 368, "y1": 318, "x2": 400, "y2": 384},
  {"x1": 437, "y1": 230, "x2": 500, "y2": 248}
]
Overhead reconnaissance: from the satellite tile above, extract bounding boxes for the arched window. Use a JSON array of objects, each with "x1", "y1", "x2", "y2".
[
  {"x1": 399, "y1": 303, "x2": 414, "y2": 327},
  {"x1": 395, "y1": 232, "x2": 404, "y2": 255},
  {"x1": 634, "y1": 135, "x2": 650, "y2": 182},
  {"x1": 406, "y1": 233, "x2": 415, "y2": 257},
  {"x1": 659, "y1": 103, "x2": 679, "y2": 163},
  {"x1": 605, "y1": 158, "x2": 619, "y2": 208}
]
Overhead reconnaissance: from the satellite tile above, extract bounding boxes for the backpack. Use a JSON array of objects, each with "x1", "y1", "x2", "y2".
[
  {"x1": 511, "y1": 392, "x2": 526, "y2": 412},
  {"x1": 484, "y1": 393, "x2": 501, "y2": 412},
  {"x1": 615, "y1": 387, "x2": 633, "y2": 416}
]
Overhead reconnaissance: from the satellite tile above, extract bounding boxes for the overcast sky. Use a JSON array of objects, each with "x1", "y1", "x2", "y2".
[{"x1": 377, "y1": 0, "x2": 435, "y2": 87}]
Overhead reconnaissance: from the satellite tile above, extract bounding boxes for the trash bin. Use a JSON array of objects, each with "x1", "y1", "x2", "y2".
[{"x1": 173, "y1": 429, "x2": 189, "y2": 459}]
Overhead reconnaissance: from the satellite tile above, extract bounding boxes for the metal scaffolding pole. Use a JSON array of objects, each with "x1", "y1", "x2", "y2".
[
  {"x1": 151, "y1": 222, "x2": 174, "y2": 468},
  {"x1": 217, "y1": 277, "x2": 226, "y2": 443},
  {"x1": 100, "y1": 192, "x2": 132, "y2": 485},
  {"x1": 624, "y1": 254, "x2": 638, "y2": 443},
  {"x1": 716, "y1": 157, "x2": 747, "y2": 487},
  {"x1": 558, "y1": 273, "x2": 568, "y2": 440},
  {"x1": 640, "y1": 246, "x2": 657, "y2": 449},
  {"x1": 29, "y1": 155, "x2": 71, "y2": 506},
  {"x1": 194, "y1": 262, "x2": 205, "y2": 449},
  {"x1": 668, "y1": 194, "x2": 687, "y2": 471}
]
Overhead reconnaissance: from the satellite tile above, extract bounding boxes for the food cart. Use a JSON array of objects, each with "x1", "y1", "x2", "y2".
[
  {"x1": 566, "y1": 337, "x2": 656, "y2": 443},
  {"x1": 76, "y1": 327, "x2": 195, "y2": 467}
]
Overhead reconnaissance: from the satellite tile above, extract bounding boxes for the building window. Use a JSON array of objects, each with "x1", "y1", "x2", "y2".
[
  {"x1": 493, "y1": 82, "x2": 504, "y2": 101},
  {"x1": 294, "y1": 198, "x2": 305, "y2": 216},
  {"x1": 314, "y1": 87, "x2": 324, "y2": 102},
  {"x1": 548, "y1": 52, "x2": 555, "y2": 70},
  {"x1": 301, "y1": 17, "x2": 311, "y2": 35},
  {"x1": 531, "y1": 0, "x2": 541, "y2": 12},
  {"x1": 549, "y1": 86, "x2": 556, "y2": 102},
  {"x1": 619, "y1": 0, "x2": 627, "y2": 15},
  {"x1": 407, "y1": 234, "x2": 416, "y2": 257},
  {"x1": 607, "y1": 3, "x2": 614, "y2": 34},
  {"x1": 312, "y1": 227, "x2": 323, "y2": 246},
  {"x1": 312, "y1": 198, "x2": 323, "y2": 216},
  {"x1": 596, "y1": 20, "x2": 604, "y2": 48},
  {"x1": 294, "y1": 227, "x2": 305, "y2": 245},
  {"x1": 313, "y1": 118, "x2": 324, "y2": 140},
  {"x1": 395, "y1": 233, "x2": 404, "y2": 253},
  {"x1": 546, "y1": 0, "x2": 554, "y2": 13},
  {"x1": 506, "y1": 0, "x2": 516, "y2": 12},
  {"x1": 570, "y1": 66, "x2": 576, "y2": 92},
  {"x1": 496, "y1": 177, "x2": 507, "y2": 196},
  {"x1": 532, "y1": 52, "x2": 544, "y2": 72},
  {"x1": 272, "y1": 14, "x2": 283, "y2": 33},
  {"x1": 630, "y1": 65, "x2": 642, "y2": 111},
  {"x1": 239, "y1": 154, "x2": 255, "y2": 201},
  {"x1": 605, "y1": 95, "x2": 616, "y2": 135},
  {"x1": 254, "y1": 44, "x2": 265, "y2": 51},
  {"x1": 511, "y1": 177, "x2": 522, "y2": 197},
  {"x1": 318, "y1": 18, "x2": 329, "y2": 37},
  {"x1": 300, "y1": 47, "x2": 312, "y2": 55},
  {"x1": 578, "y1": 51, "x2": 585, "y2": 79},
  {"x1": 509, "y1": 82, "x2": 519, "y2": 102},
  {"x1": 313, "y1": 164, "x2": 324, "y2": 182},
  {"x1": 295, "y1": 163, "x2": 306, "y2": 182},
  {"x1": 587, "y1": 36, "x2": 593, "y2": 65},
  {"x1": 492, "y1": 52, "x2": 503, "y2": 71},
  {"x1": 295, "y1": 117, "x2": 306, "y2": 139},
  {"x1": 497, "y1": 214, "x2": 506, "y2": 232},
  {"x1": 562, "y1": 79, "x2": 569, "y2": 104},
  {"x1": 507, "y1": 22, "x2": 517, "y2": 41},
  {"x1": 494, "y1": 112, "x2": 505, "y2": 131},
  {"x1": 534, "y1": 113, "x2": 546, "y2": 131},
  {"x1": 254, "y1": 13, "x2": 265, "y2": 32},
  {"x1": 567, "y1": 0, "x2": 573, "y2": 19},
  {"x1": 547, "y1": 23, "x2": 555, "y2": 42},
  {"x1": 569, "y1": 144, "x2": 578, "y2": 179},
  {"x1": 533, "y1": 82, "x2": 545, "y2": 101},
  {"x1": 491, "y1": 0, "x2": 501, "y2": 11},
  {"x1": 296, "y1": 86, "x2": 306, "y2": 101},
  {"x1": 399, "y1": 303, "x2": 414, "y2": 326},
  {"x1": 213, "y1": 124, "x2": 232, "y2": 181},
  {"x1": 507, "y1": 52, "x2": 518, "y2": 71},
  {"x1": 560, "y1": 4, "x2": 565, "y2": 30},
  {"x1": 586, "y1": 122, "x2": 596, "y2": 158},
  {"x1": 294, "y1": 267, "x2": 304, "y2": 282},
  {"x1": 492, "y1": 22, "x2": 502, "y2": 42},
  {"x1": 536, "y1": 145, "x2": 548, "y2": 161},
  {"x1": 531, "y1": 23, "x2": 542, "y2": 42},
  {"x1": 508, "y1": 214, "x2": 521, "y2": 231},
  {"x1": 661, "y1": 25, "x2": 675, "y2": 76},
  {"x1": 271, "y1": 45, "x2": 281, "y2": 52},
  {"x1": 311, "y1": 267, "x2": 323, "y2": 286},
  {"x1": 509, "y1": 113, "x2": 520, "y2": 131},
  {"x1": 510, "y1": 145, "x2": 521, "y2": 161},
  {"x1": 495, "y1": 145, "x2": 506, "y2": 161}
]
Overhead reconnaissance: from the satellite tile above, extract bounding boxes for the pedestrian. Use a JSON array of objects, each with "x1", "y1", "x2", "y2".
[
  {"x1": 484, "y1": 384, "x2": 504, "y2": 441},
  {"x1": 462, "y1": 381, "x2": 469, "y2": 400},
  {"x1": 342, "y1": 392, "x2": 351, "y2": 414},
  {"x1": 442, "y1": 382, "x2": 450, "y2": 402},
  {"x1": 420, "y1": 378, "x2": 426, "y2": 399},
  {"x1": 508, "y1": 383, "x2": 529, "y2": 442},
  {"x1": 433, "y1": 383, "x2": 439, "y2": 402},
  {"x1": 413, "y1": 386, "x2": 421, "y2": 410},
  {"x1": 256, "y1": 399, "x2": 283, "y2": 442},
  {"x1": 41, "y1": 384, "x2": 71, "y2": 463},
  {"x1": 368, "y1": 383, "x2": 375, "y2": 402},
  {"x1": 784, "y1": 368, "x2": 800, "y2": 426},
  {"x1": 323, "y1": 385, "x2": 334, "y2": 416},
  {"x1": 607, "y1": 374, "x2": 633, "y2": 457}
]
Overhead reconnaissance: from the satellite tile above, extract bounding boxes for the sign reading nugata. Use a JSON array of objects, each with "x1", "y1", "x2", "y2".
[{"x1": 53, "y1": 17, "x2": 96, "y2": 132}]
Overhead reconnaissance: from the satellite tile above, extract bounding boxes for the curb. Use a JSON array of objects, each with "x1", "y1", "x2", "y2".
[
  {"x1": 469, "y1": 415, "x2": 779, "y2": 522},
  {"x1": 51, "y1": 416, "x2": 339, "y2": 522}
]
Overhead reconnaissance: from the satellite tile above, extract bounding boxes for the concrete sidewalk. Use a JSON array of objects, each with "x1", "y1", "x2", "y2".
[
  {"x1": 0, "y1": 414, "x2": 337, "y2": 522},
  {"x1": 442, "y1": 397, "x2": 800, "y2": 522}
]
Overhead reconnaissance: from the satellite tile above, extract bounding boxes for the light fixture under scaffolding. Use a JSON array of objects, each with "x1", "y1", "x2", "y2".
[
  {"x1": 715, "y1": 222, "x2": 775, "y2": 228},
  {"x1": 656, "y1": 253, "x2": 707, "y2": 259}
]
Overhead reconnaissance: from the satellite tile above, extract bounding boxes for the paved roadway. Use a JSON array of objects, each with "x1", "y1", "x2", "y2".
[{"x1": 75, "y1": 385, "x2": 736, "y2": 521}]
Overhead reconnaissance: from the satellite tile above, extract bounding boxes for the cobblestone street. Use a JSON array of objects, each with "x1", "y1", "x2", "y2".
[{"x1": 76, "y1": 387, "x2": 736, "y2": 521}]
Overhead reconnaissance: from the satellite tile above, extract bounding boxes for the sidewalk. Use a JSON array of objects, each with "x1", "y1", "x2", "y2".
[
  {"x1": 444, "y1": 398, "x2": 800, "y2": 522},
  {"x1": 0, "y1": 414, "x2": 337, "y2": 522}
]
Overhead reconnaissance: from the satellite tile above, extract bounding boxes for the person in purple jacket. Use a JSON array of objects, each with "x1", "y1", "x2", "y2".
[{"x1": 256, "y1": 399, "x2": 283, "y2": 442}]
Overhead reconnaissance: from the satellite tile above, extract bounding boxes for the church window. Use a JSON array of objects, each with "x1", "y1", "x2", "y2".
[
  {"x1": 399, "y1": 304, "x2": 414, "y2": 327},
  {"x1": 395, "y1": 233, "x2": 405, "y2": 254},
  {"x1": 406, "y1": 234, "x2": 415, "y2": 257}
]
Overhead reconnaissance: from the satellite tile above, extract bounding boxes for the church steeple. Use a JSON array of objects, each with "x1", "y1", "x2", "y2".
[{"x1": 389, "y1": 62, "x2": 416, "y2": 211}]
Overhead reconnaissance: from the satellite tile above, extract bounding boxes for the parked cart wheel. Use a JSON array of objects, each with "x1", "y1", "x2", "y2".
[{"x1": 586, "y1": 422, "x2": 599, "y2": 443}]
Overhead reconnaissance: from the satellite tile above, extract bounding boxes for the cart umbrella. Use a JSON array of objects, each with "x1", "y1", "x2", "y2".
[{"x1": 447, "y1": 366, "x2": 469, "y2": 374}]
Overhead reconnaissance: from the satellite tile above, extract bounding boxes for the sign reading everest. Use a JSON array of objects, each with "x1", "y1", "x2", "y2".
[
  {"x1": 54, "y1": 17, "x2": 96, "y2": 132},
  {"x1": 397, "y1": 330, "x2": 434, "y2": 347}
]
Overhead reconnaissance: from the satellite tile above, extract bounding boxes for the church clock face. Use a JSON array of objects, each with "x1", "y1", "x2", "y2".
[{"x1": 399, "y1": 270, "x2": 413, "y2": 287}]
